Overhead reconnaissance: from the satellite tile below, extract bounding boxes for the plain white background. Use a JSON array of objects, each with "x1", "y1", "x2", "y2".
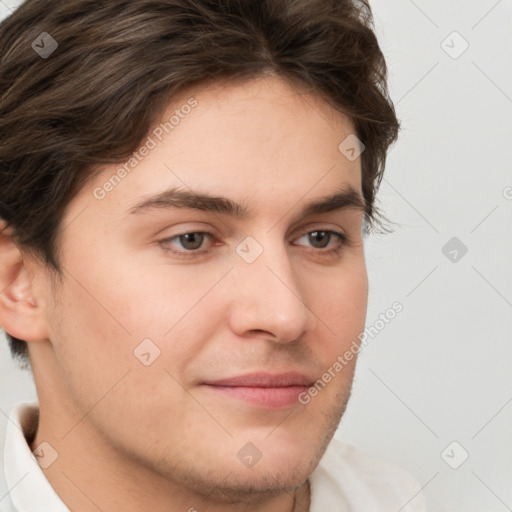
[{"x1": 1, "y1": 1, "x2": 511, "y2": 511}]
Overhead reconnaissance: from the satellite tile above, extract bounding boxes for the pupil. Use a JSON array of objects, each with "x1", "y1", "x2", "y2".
[
  {"x1": 181, "y1": 233, "x2": 203, "y2": 250},
  {"x1": 310, "y1": 231, "x2": 329, "y2": 248}
]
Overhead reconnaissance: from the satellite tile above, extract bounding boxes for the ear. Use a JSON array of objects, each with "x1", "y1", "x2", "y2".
[{"x1": 0, "y1": 219, "x2": 50, "y2": 343}]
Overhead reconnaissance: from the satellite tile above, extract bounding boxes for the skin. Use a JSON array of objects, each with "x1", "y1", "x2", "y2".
[{"x1": 0, "y1": 74, "x2": 368, "y2": 512}]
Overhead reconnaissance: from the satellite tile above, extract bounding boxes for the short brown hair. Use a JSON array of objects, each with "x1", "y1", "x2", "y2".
[{"x1": 0, "y1": 0, "x2": 399, "y2": 365}]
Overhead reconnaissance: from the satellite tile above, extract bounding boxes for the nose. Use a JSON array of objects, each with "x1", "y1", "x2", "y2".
[{"x1": 226, "y1": 237, "x2": 317, "y2": 344}]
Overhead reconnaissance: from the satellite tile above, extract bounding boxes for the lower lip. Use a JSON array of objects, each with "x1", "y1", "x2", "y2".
[{"x1": 201, "y1": 385, "x2": 310, "y2": 409}]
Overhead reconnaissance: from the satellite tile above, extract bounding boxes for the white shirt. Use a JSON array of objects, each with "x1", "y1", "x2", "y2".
[{"x1": 0, "y1": 402, "x2": 426, "y2": 511}]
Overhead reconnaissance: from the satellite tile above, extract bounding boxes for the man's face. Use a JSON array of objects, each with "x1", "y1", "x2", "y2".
[{"x1": 34, "y1": 76, "x2": 368, "y2": 497}]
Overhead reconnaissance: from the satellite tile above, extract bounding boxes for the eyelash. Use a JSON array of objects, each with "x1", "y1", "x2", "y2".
[{"x1": 158, "y1": 229, "x2": 350, "y2": 259}]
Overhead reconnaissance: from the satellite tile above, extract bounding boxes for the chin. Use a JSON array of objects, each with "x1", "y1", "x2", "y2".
[
  {"x1": 150, "y1": 440, "x2": 318, "y2": 503},
  {"x1": 185, "y1": 460, "x2": 312, "y2": 504}
]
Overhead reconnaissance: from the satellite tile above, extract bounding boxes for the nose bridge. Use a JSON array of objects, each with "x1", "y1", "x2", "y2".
[{"x1": 227, "y1": 232, "x2": 316, "y2": 341}]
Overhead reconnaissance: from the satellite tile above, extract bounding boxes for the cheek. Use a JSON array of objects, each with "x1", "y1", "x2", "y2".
[
  {"x1": 46, "y1": 270, "x2": 204, "y2": 443},
  {"x1": 49, "y1": 247, "x2": 224, "y2": 395},
  {"x1": 47, "y1": 277, "x2": 134, "y2": 413},
  {"x1": 320, "y1": 259, "x2": 368, "y2": 329},
  {"x1": 313, "y1": 259, "x2": 368, "y2": 375}
]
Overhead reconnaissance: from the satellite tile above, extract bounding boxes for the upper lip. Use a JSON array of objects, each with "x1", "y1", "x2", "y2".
[{"x1": 202, "y1": 371, "x2": 315, "y2": 388}]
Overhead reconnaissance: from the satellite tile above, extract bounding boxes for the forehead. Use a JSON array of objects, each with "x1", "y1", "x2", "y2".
[{"x1": 77, "y1": 76, "x2": 362, "y2": 221}]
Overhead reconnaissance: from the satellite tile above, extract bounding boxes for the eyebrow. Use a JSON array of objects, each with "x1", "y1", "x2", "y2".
[{"x1": 126, "y1": 185, "x2": 366, "y2": 219}]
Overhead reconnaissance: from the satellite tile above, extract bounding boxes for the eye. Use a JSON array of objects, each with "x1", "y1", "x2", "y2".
[
  {"x1": 293, "y1": 230, "x2": 348, "y2": 254},
  {"x1": 158, "y1": 228, "x2": 349, "y2": 259},
  {"x1": 160, "y1": 232, "x2": 212, "y2": 254}
]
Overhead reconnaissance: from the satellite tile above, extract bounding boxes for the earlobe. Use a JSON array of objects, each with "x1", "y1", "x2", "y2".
[{"x1": 0, "y1": 220, "x2": 50, "y2": 342}]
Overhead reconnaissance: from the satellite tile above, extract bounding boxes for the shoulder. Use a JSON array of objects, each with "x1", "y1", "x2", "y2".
[{"x1": 309, "y1": 438, "x2": 426, "y2": 512}]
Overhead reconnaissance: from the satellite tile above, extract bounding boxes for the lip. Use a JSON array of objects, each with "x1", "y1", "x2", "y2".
[{"x1": 201, "y1": 371, "x2": 315, "y2": 409}]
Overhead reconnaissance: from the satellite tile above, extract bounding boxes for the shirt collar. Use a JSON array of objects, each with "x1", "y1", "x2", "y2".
[{"x1": 3, "y1": 401, "x2": 69, "y2": 512}]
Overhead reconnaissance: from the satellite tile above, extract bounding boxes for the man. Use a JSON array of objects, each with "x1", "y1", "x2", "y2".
[{"x1": 0, "y1": 0, "x2": 426, "y2": 510}]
